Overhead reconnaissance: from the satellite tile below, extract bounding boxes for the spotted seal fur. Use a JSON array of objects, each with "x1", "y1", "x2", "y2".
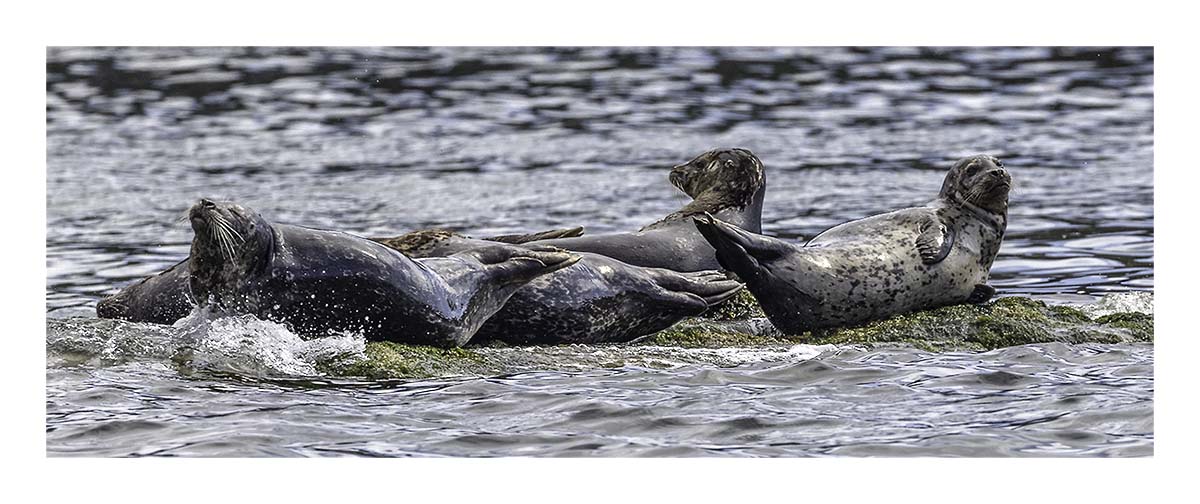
[
  {"x1": 694, "y1": 154, "x2": 1010, "y2": 333},
  {"x1": 383, "y1": 229, "x2": 744, "y2": 344}
]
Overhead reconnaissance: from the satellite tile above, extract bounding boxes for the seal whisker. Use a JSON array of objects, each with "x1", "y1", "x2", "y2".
[
  {"x1": 211, "y1": 223, "x2": 236, "y2": 262},
  {"x1": 213, "y1": 215, "x2": 245, "y2": 244}
]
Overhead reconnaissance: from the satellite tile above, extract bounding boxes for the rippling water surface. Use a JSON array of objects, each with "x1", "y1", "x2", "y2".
[{"x1": 46, "y1": 47, "x2": 1153, "y2": 457}]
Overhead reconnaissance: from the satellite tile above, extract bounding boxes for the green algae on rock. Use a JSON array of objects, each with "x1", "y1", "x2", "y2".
[
  {"x1": 50, "y1": 294, "x2": 1151, "y2": 381},
  {"x1": 325, "y1": 296, "x2": 1154, "y2": 379},
  {"x1": 799, "y1": 296, "x2": 1153, "y2": 351},
  {"x1": 1093, "y1": 312, "x2": 1154, "y2": 341},
  {"x1": 638, "y1": 319, "x2": 789, "y2": 348},
  {"x1": 700, "y1": 289, "x2": 765, "y2": 321},
  {"x1": 327, "y1": 342, "x2": 493, "y2": 379}
]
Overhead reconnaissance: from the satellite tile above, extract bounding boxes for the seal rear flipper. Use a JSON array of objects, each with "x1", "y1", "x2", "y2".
[
  {"x1": 966, "y1": 284, "x2": 996, "y2": 304},
  {"x1": 693, "y1": 213, "x2": 788, "y2": 280},
  {"x1": 693, "y1": 214, "x2": 762, "y2": 278},
  {"x1": 484, "y1": 226, "x2": 585, "y2": 244}
]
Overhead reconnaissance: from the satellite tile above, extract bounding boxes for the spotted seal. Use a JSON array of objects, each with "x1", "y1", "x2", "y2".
[
  {"x1": 376, "y1": 230, "x2": 744, "y2": 344},
  {"x1": 530, "y1": 148, "x2": 766, "y2": 272},
  {"x1": 693, "y1": 154, "x2": 1010, "y2": 333},
  {"x1": 107, "y1": 199, "x2": 579, "y2": 347},
  {"x1": 97, "y1": 226, "x2": 583, "y2": 326}
]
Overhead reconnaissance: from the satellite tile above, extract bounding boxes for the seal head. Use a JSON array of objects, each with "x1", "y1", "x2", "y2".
[
  {"x1": 650, "y1": 147, "x2": 766, "y2": 230},
  {"x1": 186, "y1": 198, "x2": 274, "y2": 307},
  {"x1": 940, "y1": 154, "x2": 1012, "y2": 217}
]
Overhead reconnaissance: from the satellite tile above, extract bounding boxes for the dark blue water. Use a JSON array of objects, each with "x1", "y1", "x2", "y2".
[{"x1": 45, "y1": 47, "x2": 1153, "y2": 456}]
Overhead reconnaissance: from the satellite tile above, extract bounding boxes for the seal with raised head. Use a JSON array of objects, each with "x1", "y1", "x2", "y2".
[
  {"x1": 376, "y1": 230, "x2": 744, "y2": 345},
  {"x1": 176, "y1": 199, "x2": 578, "y2": 346},
  {"x1": 530, "y1": 147, "x2": 766, "y2": 272},
  {"x1": 97, "y1": 226, "x2": 584, "y2": 326},
  {"x1": 694, "y1": 154, "x2": 1010, "y2": 333}
]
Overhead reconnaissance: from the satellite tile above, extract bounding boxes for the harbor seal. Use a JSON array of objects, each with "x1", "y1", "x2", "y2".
[
  {"x1": 97, "y1": 226, "x2": 584, "y2": 326},
  {"x1": 377, "y1": 230, "x2": 744, "y2": 344},
  {"x1": 530, "y1": 147, "x2": 766, "y2": 272},
  {"x1": 693, "y1": 154, "x2": 1010, "y2": 333},
  {"x1": 167, "y1": 199, "x2": 577, "y2": 346}
]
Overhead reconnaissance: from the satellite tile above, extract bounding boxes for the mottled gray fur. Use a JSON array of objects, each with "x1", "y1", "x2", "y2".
[
  {"x1": 386, "y1": 230, "x2": 743, "y2": 345},
  {"x1": 695, "y1": 155, "x2": 1010, "y2": 333}
]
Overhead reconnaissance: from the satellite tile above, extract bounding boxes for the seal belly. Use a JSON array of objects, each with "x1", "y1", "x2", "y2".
[{"x1": 762, "y1": 234, "x2": 983, "y2": 330}]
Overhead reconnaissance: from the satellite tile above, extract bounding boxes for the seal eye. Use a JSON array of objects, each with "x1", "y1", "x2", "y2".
[{"x1": 965, "y1": 162, "x2": 982, "y2": 177}]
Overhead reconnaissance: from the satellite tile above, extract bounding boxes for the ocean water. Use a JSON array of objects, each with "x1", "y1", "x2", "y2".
[{"x1": 45, "y1": 46, "x2": 1153, "y2": 457}]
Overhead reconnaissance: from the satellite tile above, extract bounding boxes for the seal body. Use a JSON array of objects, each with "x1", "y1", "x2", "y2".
[
  {"x1": 180, "y1": 200, "x2": 578, "y2": 346},
  {"x1": 381, "y1": 230, "x2": 743, "y2": 345},
  {"x1": 96, "y1": 259, "x2": 193, "y2": 324},
  {"x1": 531, "y1": 148, "x2": 766, "y2": 272},
  {"x1": 97, "y1": 227, "x2": 581, "y2": 327},
  {"x1": 695, "y1": 155, "x2": 1010, "y2": 333}
]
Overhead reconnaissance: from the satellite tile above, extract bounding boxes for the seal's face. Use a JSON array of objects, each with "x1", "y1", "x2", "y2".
[
  {"x1": 187, "y1": 199, "x2": 273, "y2": 304},
  {"x1": 940, "y1": 155, "x2": 1012, "y2": 214},
  {"x1": 669, "y1": 148, "x2": 766, "y2": 204},
  {"x1": 188, "y1": 199, "x2": 271, "y2": 263}
]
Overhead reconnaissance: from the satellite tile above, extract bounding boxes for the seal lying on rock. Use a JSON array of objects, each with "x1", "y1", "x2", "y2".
[
  {"x1": 375, "y1": 230, "x2": 744, "y2": 345},
  {"x1": 97, "y1": 225, "x2": 584, "y2": 326},
  {"x1": 110, "y1": 199, "x2": 579, "y2": 347},
  {"x1": 694, "y1": 154, "x2": 1010, "y2": 333},
  {"x1": 531, "y1": 147, "x2": 766, "y2": 272}
]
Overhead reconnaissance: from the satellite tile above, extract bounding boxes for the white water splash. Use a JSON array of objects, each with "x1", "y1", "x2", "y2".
[
  {"x1": 606, "y1": 343, "x2": 836, "y2": 369},
  {"x1": 1077, "y1": 291, "x2": 1154, "y2": 318},
  {"x1": 680, "y1": 344, "x2": 836, "y2": 365},
  {"x1": 172, "y1": 308, "x2": 366, "y2": 377}
]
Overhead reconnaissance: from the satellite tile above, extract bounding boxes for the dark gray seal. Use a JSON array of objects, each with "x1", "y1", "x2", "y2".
[
  {"x1": 694, "y1": 154, "x2": 1010, "y2": 333},
  {"x1": 530, "y1": 147, "x2": 766, "y2": 272},
  {"x1": 96, "y1": 258, "x2": 195, "y2": 325},
  {"x1": 97, "y1": 226, "x2": 584, "y2": 326},
  {"x1": 148, "y1": 199, "x2": 577, "y2": 346},
  {"x1": 375, "y1": 230, "x2": 744, "y2": 345}
]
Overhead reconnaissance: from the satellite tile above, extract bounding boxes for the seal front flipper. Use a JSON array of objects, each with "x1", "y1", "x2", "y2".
[
  {"x1": 915, "y1": 213, "x2": 956, "y2": 264},
  {"x1": 693, "y1": 213, "x2": 788, "y2": 280},
  {"x1": 484, "y1": 226, "x2": 585, "y2": 244},
  {"x1": 966, "y1": 284, "x2": 996, "y2": 304}
]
